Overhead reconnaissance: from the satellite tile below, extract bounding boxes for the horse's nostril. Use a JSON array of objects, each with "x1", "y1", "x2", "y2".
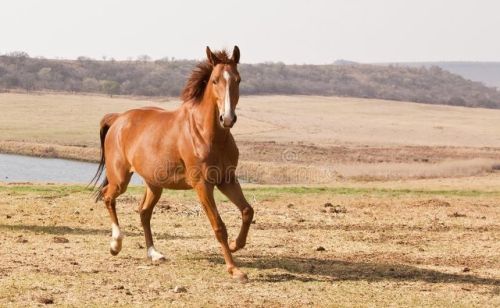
[
  {"x1": 233, "y1": 115, "x2": 237, "y2": 123},
  {"x1": 219, "y1": 115, "x2": 224, "y2": 122}
]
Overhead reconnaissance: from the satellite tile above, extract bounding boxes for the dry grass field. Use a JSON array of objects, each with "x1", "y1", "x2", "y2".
[
  {"x1": 0, "y1": 180, "x2": 499, "y2": 306},
  {"x1": 2, "y1": 92, "x2": 500, "y2": 147},
  {"x1": 1, "y1": 92, "x2": 500, "y2": 306},
  {"x1": 1, "y1": 92, "x2": 500, "y2": 183}
]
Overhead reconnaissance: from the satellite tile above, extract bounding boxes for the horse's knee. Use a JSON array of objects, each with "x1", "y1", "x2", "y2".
[
  {"x1": 242, "y1": 206, "x2": 254, "y2": 223},
  {"x1": 103, "y1": 186, "x2": 118, "y2": 203},
  {"x1": 103, "y1": 183, "x2": 125, "y2": 201}
]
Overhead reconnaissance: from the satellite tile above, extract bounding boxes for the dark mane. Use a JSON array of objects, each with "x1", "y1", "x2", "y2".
[{"x1": 181, "y1": 50, "x2": 233, "y2": 103}]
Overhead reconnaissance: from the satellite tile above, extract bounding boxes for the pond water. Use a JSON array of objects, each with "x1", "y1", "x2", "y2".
[{"x1": 0, "y1": 153, "x2": 143, "y2": 184}]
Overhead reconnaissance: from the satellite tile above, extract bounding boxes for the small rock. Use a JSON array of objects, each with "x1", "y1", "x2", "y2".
[
  {"x1": 287, "y1": 203, "x2": 294, "y2": 208},
  {"x1": 297, "y1": 218, "x2": 305, "y2": 223},
  {"x1": 6, "y1": 215, "x2": 11, "y2": 219},
  {"x1": 331, "y1": 206, "x2": 347, "y2": 214},
  {"x1": 251, "y1": 220, "x2": 256, "y2": 224},
  {"x1": 53, "y1": 237, "x2": 69, "y2": 243},
  {"x1": 448, "y1": 212, "x2": 466, "y2": 218},
  {"x1": 114, "y1": 285, "x2": 125, "y2": 290},
  {"x1": 37, "y1": 296, "x2": 54, "y2": 305},
  {"x1": 135, "y1": 242, "x2": 144, "y2": 249},
  {"x1": 463, "y1": 267, "x2": 471, "y2": 272},
  {"x1": 16, "y1": 237, "x2": 28, "y2": 243},
  {"x1": 148, "y1": 281, "x2": 161, "y2": 289},
  {"x1": 316, "y1": 246, "x2": 326, "y2": 252},
  {"x1": 74, "y1": 211, "x2": 80, "y2": 215},
  {"x1": 125, "y1": 291, "x2": 132, "y2": 296},
  {"x1": 70, "y1": 261, "x2": 79, "y2": 265},
  {"x1": 173, "y1": 286, "x2": 187, "y2": 293},
  {"x1": 324, "y1": 202, "x2": 334, "y2": 208}
]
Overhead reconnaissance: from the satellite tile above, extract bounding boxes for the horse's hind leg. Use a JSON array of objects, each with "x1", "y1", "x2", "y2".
[
  {"x1": 138, "y1": 185, "x2": 165, "y2": 261},
  {"x1": 102, "y1": 171, "x2": 132, "y2": 256}
]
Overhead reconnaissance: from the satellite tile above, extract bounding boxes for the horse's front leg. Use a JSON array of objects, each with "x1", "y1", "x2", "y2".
[
  {"x1": 217, "y1": 180, "x2": 254, "y2": 253},
  {"x1": 195, "y1": 181, "x2": 248, "y2": 282}
]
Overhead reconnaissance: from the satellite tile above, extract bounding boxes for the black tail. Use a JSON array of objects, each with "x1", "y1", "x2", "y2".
[{"x1": 89, "y1": 113, "x2": 117, "y2": 202}]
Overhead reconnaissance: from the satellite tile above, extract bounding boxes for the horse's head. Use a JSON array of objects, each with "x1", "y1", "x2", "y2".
[{"x1": 206, "y1": 46, "x2": 241, "y2": 129}]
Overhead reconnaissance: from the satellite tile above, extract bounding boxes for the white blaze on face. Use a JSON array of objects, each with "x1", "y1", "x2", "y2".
[{"x1": 222, "y1": 70, "x2": 232, "y2": 124}]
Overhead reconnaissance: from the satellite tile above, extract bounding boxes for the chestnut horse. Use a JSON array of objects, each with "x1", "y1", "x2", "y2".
[{"x1": 91, "y1": 46, "x2": 253, "y2": 281}]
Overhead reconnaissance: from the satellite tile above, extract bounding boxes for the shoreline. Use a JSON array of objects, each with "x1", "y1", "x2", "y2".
[
  {"x1": 0, "y1": 140, "x2": 100, "y2": 163},
  {"x1": 2, "y1": 140, "x2": 500, "y2": 184}
]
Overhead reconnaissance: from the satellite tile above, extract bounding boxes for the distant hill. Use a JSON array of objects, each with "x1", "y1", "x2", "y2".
[
  {"x1": 1, "y1": 52, "x2": 500, "y2": 109},
  {"x1": 382, "y1": 62, "x2": 500, "y2": 89}
]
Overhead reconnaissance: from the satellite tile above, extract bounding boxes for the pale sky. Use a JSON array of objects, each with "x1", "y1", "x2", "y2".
[{"x1": 1, "y1": 0, "x2": 499, "y2": 64}]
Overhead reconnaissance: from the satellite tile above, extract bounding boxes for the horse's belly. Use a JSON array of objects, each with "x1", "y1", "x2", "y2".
[
  {"x1": 133, "y1": 159, "x2": 190, "y2": 189},
  {"x1": 161, "y1": 171, "x2": 192, "y2": 190},
  {"x1": 154, "y1": 162, "x2": 191, "y2": 189}
]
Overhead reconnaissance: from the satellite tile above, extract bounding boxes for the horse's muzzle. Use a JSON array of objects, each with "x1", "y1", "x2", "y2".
[{"x1": 219, "y1": 114, "x2": 237, "y2": 128}]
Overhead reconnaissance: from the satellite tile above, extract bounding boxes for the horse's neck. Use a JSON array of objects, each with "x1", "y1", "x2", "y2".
[{"x1": 188, "y1": 94, "x2": 228, "y2": 152}]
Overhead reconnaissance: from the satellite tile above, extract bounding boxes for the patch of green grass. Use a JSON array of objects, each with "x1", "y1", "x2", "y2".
[
  {"x1": 0, "y1": 184, "x2": 88, "y2": 198},
  {"x1": 242, "y1": 186, "x2": 500, "y2": 199},
  {"x1": 2, "y1": 184, "x2": 499, "y2": 202}
]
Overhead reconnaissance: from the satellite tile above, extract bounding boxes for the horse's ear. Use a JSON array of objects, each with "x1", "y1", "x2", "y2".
[
  {"x1": 231, "y1": 45, "x2": 240, "y2": 64},
  {"x1": 206, "y1": 46, "x2": 220, "y2": 66}
]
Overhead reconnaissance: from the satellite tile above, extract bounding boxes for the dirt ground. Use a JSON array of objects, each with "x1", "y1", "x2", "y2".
[{"x1": 0, "y1": 179, "x2": 499, "y2": 307}]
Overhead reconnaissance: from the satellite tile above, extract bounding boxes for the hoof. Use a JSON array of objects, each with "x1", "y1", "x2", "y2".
[
  {"x1": 110, "y1": 238, "x2": 122, "y2": 256},
  {"x1": 229, "y1": 240, "x2": 242, "y2": 253},
  {"x1": 109, "y1": 248, "x2": 120, "y2": 256},
  {"x1": 232, "y1": 271, "x2": 249, "y2": 283},
  {"x1": 148, "y1": 246, "x2": 166, "y2": 262},
  {"x1": 151, "y1": 255, "x2": 167, "y2": 263},
  {"x1": 230, "y1": 267, "x2": 248, "y2": 283}
]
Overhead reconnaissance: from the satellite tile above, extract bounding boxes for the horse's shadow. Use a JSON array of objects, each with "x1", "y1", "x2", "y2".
[
  {"x1": 203, "y1": 253, "x2": 500, "y2": 286},
  {"x1": 0, "y1": 223, "x2": 111, "y2": 236},
  {"x1": 0, "y1": 223, "x2": 204, "y2": 240}
]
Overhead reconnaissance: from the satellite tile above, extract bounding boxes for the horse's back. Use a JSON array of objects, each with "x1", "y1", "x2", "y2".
[
  {"x1": 104, "y1": 107, "x2": 185, "y2": 183},
  {"x1": 107, "y1": 107, "x2": 179, "y2": 148}
]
